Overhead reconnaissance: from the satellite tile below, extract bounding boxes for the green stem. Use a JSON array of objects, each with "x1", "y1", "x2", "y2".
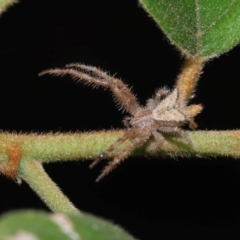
[
  {"x1": 18, "y1": 157, "x2": 79, "y2": 214},
  {"x1": 0, "y1": 131, "x2": 125, "y2": 163},
  {"x1": 2, "y1": 130, "x2": 240, "y2": 213},
  {"x1": 0, "y1": 131, "x2": 240, "y2": 164}
]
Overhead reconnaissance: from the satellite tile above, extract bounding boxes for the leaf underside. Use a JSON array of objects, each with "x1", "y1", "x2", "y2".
[{"x1": 139, "y1": 0, "x2": 240, "y2": 58}]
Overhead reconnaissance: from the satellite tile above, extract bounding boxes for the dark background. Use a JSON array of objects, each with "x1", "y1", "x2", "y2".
[{"x1": 1, "y1": 0, "x2": 240, "y2": 239}]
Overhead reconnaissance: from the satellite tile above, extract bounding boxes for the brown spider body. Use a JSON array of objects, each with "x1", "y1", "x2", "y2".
[{"x1": 40, "y1": 64, "x2": 202, "y2": 181}]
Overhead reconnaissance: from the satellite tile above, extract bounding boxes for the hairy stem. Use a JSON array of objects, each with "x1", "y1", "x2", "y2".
[
  {"x1": 0, "y1": 131, "x2": 124, "y2": 164},
  {"x1": 0, "y1": 131, "x2": 240, "y2": 166},
  {"x1": 1, "y1": 130, "x2": 240, "y2": 211},
  {"x1": 175, "y1": 57, "x2": 204, "y2": 102},
  {"x1": 18, "y1": 158, "x2": 79, "y2": 214}
]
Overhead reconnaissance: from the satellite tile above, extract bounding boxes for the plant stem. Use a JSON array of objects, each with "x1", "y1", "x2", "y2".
[
  {"x1": 18, "y1": 157, "x2": 79, "y2": 214},
  {"x1": 175, "y1": 57, "x2": 204, "y2": 102},
  {"x1": 1, "y1": 130, "x2": 240, "y2": 164},
  {"x1": 0, "y1": 131, "x2": 125, "y2": 164},
  {"x1": 1, "y1": 129, "x2": 240, "y2": 211}
]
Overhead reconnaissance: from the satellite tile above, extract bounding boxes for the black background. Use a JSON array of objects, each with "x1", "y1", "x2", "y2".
[{"x1": 1, "y1": 0, "x2": 240, "y2": 239}]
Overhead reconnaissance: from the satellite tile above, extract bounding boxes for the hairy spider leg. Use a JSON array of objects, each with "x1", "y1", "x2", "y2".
[
  {"x1": 89, "y1": 128, "x2": 139, "y2": 168},
  {"x1": 66, "y1": 64, "x2": 141, "y2": 114},
  {"x1": 40, "y1": 65, "x2": 141, "y2": 116},
  {"x1": 39, "y1": 68, "x2": 109, "y2": 88},
  {"x1": 154, "y1": 88, "x2": 170, "y2": 101},
  {"x1": 146, "y1": 88, "x2": 170, "y2": 110},
  {"x1": 96, "y1": 132, "x2": 150, "y2": 182},
  {"x1": 158, "y1": 126, "x2": 193, "y2": 147},
  {"x1": 66, "y1": 64, "x2": 140, "y2": 112},
  {"x1": 66, "y1": 64, "x2": 112, "y2": 78},
  {"x1": 146, "y1": 131, "x2": 165, "y2": 152}
]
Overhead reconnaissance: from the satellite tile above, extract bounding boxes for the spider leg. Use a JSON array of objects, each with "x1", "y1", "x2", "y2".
[
  {"x1": 175, "y1": 128, "x2": 193, "y2": 147},
  {"x1": 66, "y1": 64, "x2": 111, "y2": 79},
  {"x1": 39, "y1": 64, "x2": 141, "y2": 115},
  {"x1": 96, "y1": 133, "x2": 150, "y2": 182},
  {"x1": 188, "y1": 119, "x2": 198, "y2": 130},
  {"x1": 145, "y1": 99, "x2": 157, "y2": 110},
  {"x1": 89, "y1": 128, "x2": 137, "y2": 169},
  {"x1": 122, "y1": 116, "x2": 131, "y2": 128},
  {"x1": 154, "y1": 88, "x2": 170, "y2": 102},
  {"x1": 146, "y1": 88, "x2": 170, "y2": 110},
  {"x1": 39, "y1": 68, "x2": 110, "y2": 88},
  {"x1": 160, "y1": 126, "x2": 193, "y2": 147},
  {"x1": 146, "y1": 131, "x2": 165, "y2": 152},
  {"x1": 67, "y1": 64, "x2": 141, "y2": 114}
]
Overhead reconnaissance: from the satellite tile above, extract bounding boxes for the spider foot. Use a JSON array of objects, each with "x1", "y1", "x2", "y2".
[
  {"x1": 89, "y1": 153, "x2": 106, "y2": 169},
  {"x1": 95, "y1": 160, "x2": 117, "y2": 182},
  {"x1": 95, "y1": 169, "x2": 108, "y2": 182}
]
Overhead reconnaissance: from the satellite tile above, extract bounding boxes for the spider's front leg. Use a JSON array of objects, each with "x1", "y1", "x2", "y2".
[
  {"x1": 95, "y1": 129, "x2": 150, "y2": 182},
  {"x1": 89, "y1": 128, "x2": 137, "y2": 169},
  {"x1": 146, "y1": 88, "x2": 170, "y2": 110},
  {"x1": 39, "y1": 64, "x2": 141, "y2": 116}
]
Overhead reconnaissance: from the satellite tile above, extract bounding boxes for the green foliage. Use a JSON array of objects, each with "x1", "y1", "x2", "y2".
[
  {"x1": 139, "y1": 0, "x2": 240, "y2": 58},
  {"x1": 0, "y1": 0, "x2": 17, "y2": 15},
  {"x1": 0, "y1": 210, "x2": 136, "y2": 240},
  {"x1": 1, "y1": 0, "x2": 240, "y2": 239}
]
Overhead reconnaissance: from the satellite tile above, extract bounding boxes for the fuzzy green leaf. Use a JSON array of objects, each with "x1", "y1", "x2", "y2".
[
  {"x1": 139, "y1": 0, "x2": 240, "y2": 58},
  {"x1": 0, "y1": 210, "x2": 136, "y2": 240}
]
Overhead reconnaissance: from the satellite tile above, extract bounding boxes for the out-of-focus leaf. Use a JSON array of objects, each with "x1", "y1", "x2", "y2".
[
  {"x1": 0, "y1": 0, "x2": 17, "y2": 15},
  {"x1": 0, "y1": 210, "x2": 136, "y2": 240}
]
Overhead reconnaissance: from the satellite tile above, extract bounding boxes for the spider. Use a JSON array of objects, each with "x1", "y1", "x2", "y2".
[{"x1": 39, "y1": 63, "x2": 202, "y2": 181}]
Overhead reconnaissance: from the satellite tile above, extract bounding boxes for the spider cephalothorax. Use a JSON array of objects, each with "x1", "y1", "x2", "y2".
[{"x1": 40, "y1": 64, "x2": 202, "y2": 181}]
